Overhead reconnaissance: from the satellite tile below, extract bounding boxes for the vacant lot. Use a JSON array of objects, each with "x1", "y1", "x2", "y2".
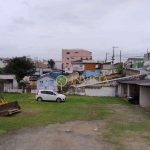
[{"x1": 0, "y1": 94, "x2": 150, "y2": 150}]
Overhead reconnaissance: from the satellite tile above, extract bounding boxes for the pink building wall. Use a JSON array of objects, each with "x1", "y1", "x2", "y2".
[{"x1": 62, "y1": 49, "x2": 92, "y2": 73}]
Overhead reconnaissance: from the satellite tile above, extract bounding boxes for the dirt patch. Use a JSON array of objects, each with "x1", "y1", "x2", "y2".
[
  {"x1": 0, "y1": 120, "x2": 114, "y2": 150},
  {"x1": 123, "y1": 131, "x2": 150, "y2": 150},
  {"x1": 107, "y1": 104, "x2": 146, "y2": 123}
]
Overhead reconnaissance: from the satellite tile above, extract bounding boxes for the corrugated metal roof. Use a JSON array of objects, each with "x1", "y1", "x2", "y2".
[{"x1": 118, "y1": 80, "x2": 150, "y2": 86}]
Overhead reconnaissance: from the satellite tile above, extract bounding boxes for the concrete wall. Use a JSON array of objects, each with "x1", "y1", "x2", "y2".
[
  {"x1": 4, "y1": 83, "x2": 12, "y2": 92},
  {"x1": 140, "y1": 86, "x2": 150, "y2": 107},
  {"x1": 7, "y1": 89, "x2": 25, "y2": 93},
  {"x1": 123, "y1": 69, "x2": 140, "y2": 76},
  {"x1": 13, "y1": 79, "x2": 18, "y2": 88},
  {"x1": 67, "y1": 87, "x2": 85, "y2": 95},
  {"x1": 85, "y1": 87, "x2": 116, "y2": 97},
  {"x1": 118, "y1": 84, "x2": 122, "y2": 97},
  {"x1": 101, "y1": 70, "x2": 112, "y2": 75},
  {"x1": 118, "y1": 84, "x2": 127, "y2": 97},
  {"x1": 67, "y1": 86, "x2": 116, "y2": 97},
  {"x1": 31, "y1": 89, "x2": 38, "y2": 94}
]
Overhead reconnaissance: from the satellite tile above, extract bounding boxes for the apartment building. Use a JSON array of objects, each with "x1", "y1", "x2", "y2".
[{"x1": 62, "y1": 49, "x2": 92, "y2": 73}]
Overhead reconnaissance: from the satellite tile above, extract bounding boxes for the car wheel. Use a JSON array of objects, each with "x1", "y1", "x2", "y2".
[
  {"x1": 37, "y1": 97, "x2": 43, "y2": 102},
  {"x1": 56, "y1": 98, "x2": 61, "y2": 102}
]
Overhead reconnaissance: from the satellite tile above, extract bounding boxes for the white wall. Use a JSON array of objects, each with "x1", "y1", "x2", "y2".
[
  {"x1": 31, "y1": 89, "x2": 38, "y2": 94},
  {"x1": 118, "y1": 84, "x2": 122, "y2": 97},
  {"x1": 85, "y1": 87, "x2": 116, "y2": 97},
  {"x1": 72, "y1": 64, "x2": 83, "y2": 71},
  {"x1": 4, "y1": 83, "x2": 12, "y2": 92},
  {"x1": 13, "y1": 79, "x2": 18, "y2": 88},
  {"x1": 0, "y1": 60, "x2": 5, "y2": 68},
  {"x1": 65, "y1": 67, "x2": 73, "y2": 73},
  {"x1": 101, "y1": 70, "x2": 112, "y2": 75},
  {"x1": 7, "y1": 89, "x2": 24, "y2": 93},
  {"x1": 140, "y1": 86, "x2": 150, "y2": 107},
  {"x1": 55, "y1": 61, "x2": 62, "y2": 70},
  {"x1": 37, "y1": 76, "x2": 58, "y2": 91}
]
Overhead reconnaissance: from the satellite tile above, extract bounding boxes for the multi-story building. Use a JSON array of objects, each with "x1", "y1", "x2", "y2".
[{"x1": 62, "y1": 49, "x2": 92, "y2": 73}]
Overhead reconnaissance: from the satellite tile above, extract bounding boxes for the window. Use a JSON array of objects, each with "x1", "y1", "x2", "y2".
[
  {"x1": 66, "y1": 52, "x2": 70, "y2": 54},
  {"x1": 41, "y1": 91, "x2": 47, "y2": 94},
  {"x1": 39, "y1": 81, "x2": 44, "y2": 86},
  {"x1": 67, "y1": 58, "x2": 69, "y2": 60},
  {"x1": 71, "y1": 57, "x2": 74, "y2": 59},
  {"x1": 49, "y1": 80, "x2": 54, "y2": 86},
  {"x1": 68, "y1": 68, "x2": 70, "y2": 70},
  {"x1": 81, "y1": 58, "x2": 83, "y2": 60},
  {"x1": 86, "y1": 58, "x2": 88, "y2": 60},
  {"x1": 47, "y1": 91, "x2": 54, "y2": 95},
  {"x1": 66, "y1": 63, "x2": 69, "y2": 65}
]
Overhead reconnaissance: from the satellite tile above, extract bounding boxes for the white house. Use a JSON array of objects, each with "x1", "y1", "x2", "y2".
[
  {"x1": 37, "y1": 73, "x2": 58, "y2": 91},
  {"x1": 0, "y1": 74, "x2": 18, "y2": 92}
]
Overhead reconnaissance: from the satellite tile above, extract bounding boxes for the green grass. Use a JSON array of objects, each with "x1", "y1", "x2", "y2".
[
  {"x1": 0, "y1": 93, "x2": 150, "y2": 149},
  {"x1": 0, "y1": 94, "x2": 126, "y2": 134}
]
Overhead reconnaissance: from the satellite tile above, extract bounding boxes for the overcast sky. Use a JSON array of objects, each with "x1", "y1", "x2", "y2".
[{"x1": 1, "y1": 0, "x2": 150, "y2": 62}]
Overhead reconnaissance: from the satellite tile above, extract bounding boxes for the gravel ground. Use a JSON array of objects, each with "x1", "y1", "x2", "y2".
[{"x1": 0, "y1": 120, "x2": 114, "y2": 150}]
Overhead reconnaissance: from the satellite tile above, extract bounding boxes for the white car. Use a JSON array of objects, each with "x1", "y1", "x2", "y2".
[{"x1": 36, "y1": 90, "x2": 66, "y2": 102}]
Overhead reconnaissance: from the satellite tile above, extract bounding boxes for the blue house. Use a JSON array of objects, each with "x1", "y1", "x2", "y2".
[{"x1": 37, "y1": 73, "x2": 58, "y2": 91}]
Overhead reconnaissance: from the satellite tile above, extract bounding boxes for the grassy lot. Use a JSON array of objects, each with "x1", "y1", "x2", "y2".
[
  {"x1": 0, "y1": 93, "x2": 150, "y2": 149},
  {"x1": 0, "y1": 94, "x2": 128, "y2": 132}
]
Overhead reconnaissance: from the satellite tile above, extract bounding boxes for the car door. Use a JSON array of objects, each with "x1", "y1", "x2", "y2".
[
  {"x1": 40, "y1": 91, "x2": 48, "y2": 100},
  {"x1": 46, "y1": 91, "x2": 57, "y2": 101}
]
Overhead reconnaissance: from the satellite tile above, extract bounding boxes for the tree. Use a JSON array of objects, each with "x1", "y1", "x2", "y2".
[
  {"x1": 116, "y1": 63, "x2": 123, "y2": 74},
  {"x1": 47, "y1": 59, "x2": 55, "y2": 69},
  {"x1": 0, "y1": 68, "x2": 4, "y2": 73},
  {"x1": 4, "y1": 56, "x2": 36, "y2": 83}
]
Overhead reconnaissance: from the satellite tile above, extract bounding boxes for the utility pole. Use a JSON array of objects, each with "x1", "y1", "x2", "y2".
[
  {"x1": 112, "y1": 46, "x2": 118, "y2": 64},
  {"x1": 62, "y1": 63, "x2": 64, "y2": 75},
  {"x1": 120, "y1": 50, "x2": 121, "y2": 63},
  {"x1": 105, "y1": 53, "x2": 109, "y2": 63},
  {"x1": 147, "y1": 48, "x2": 149, "y2": 61}
]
